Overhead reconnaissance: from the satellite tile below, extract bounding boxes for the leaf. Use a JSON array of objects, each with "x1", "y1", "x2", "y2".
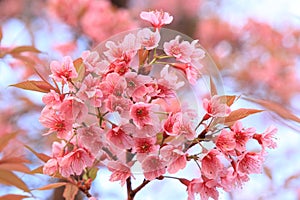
[
  {"x1": 0, "y1": 194, "x2": 29, "y2": 200},
  {"x1": 72, "y1": 58, "x2": 85, "y2": 82},
  {"x1": 0, "y1": 27, "x2": 2, "y2": 42},
  {"x1": 244, "y1": 97, "x2": 300, "y2": 123},
  {"x1": 218, "y1": 95, "x2": 237, "y2": 106},
  {"x1": 30, "y1": 166, "x2": 44, "y2": 174},
  {"x1": 9, "y1": 46, "x2": 41, "y2": 54},
  {"x1": 35, "y1": 182, "x2": 67, "y2": 191},
  {"x1": 24, "y1": 145, "x2": 51, "y2": 163},
  {"x1": 0, "y1": 170, "x2": 30, "y2": 192},
  {"x1": 0, "y1": 132, "x2": 18, "y2": 152},
  {"x1": 0, "y1": 163, "x2": 31, "y2": 173},
  {"x1": 263, "y1": 166, "x2": 272, "y2": 180},
  {"x1": 10, "y1": 80, "x2": 55, "y2": 93},
  {"x1": 209, "y1": 76, "x2": 217, "y2": 96},
  {"x1": 224, "y1": 108, "x2": 263, "y2": 126},
  {"x1": 87, "y1": 167, "x2": 98, "y2": 181},
  {"x1": 63, "y1": 183, "x2": 78, "y2": 200},
  {"x1": 138, "y1": 49, "x2": 149, "y2": 66}
]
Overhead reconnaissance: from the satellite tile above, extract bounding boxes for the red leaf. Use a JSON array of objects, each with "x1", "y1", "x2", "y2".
[
  {"x1": 9, "y1": 46, "x2": 41, "y2": 54},
  {"x1": 35, "y1": 182, "x2": 67, "y2": 191},
  {"x1": 0, "y1": 170, "x2": 30, "y2": 192},
  {"x1": 24, "y1": 145, "x2": 51, "y2": 163},
  {"x1": 30, "y1": 166, "x2": 44, "y2": 174},
  {"x1": 0, "y1": 194, "x2": 29, "y2": 200},
  {"x1": 0, "y1": 132, "x2": 18, "y2": 152},
  {"x1": 72, "y1": 58, "x2": 85, "y2": 82},
  {"x1": 138, "y1": 49, "x2": 149, "y2": 66},
  {"x1": 10, "y1": 80, "x2": 55, "y2": 93},
  {"x1": 210, "y1": 76, "x2": 217, "y2": 96},
  {"x1": 218, "y1": 95, "x2": 237, "y2": 106},
  {"x1": 224, "y1": 108, "x2": 263, "y2": 126},
  {"x1": 0, "y1": 27, "x2": 2, "y2": 42},
  {"x1": 244, "y1": 97, "x2": 300, "y2": 123},
  {"x1": 0, "y1": 163, "x2": 31, "y2": 173},
  {"x1": 63, "y1": 183, "x2": 79, "y2": 200}
]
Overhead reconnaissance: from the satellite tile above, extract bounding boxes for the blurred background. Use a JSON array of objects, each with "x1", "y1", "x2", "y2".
[{"x1": 1, "y1": 0, "x2": 300, "y2": 199}]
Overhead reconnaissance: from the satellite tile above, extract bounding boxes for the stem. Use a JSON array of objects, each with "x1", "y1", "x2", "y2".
[{"x1": 126, "y1": 178, "x2": 151, "y2": 200}]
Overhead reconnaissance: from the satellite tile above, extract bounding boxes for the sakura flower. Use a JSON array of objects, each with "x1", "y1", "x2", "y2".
[
  {"x1": 164, "y1": 36, "x2": 194, "y2": 63},
  {"x1": 39, "y1": 110, "x2": 73, "y2": 139},
  {"x1": 202, "y1": 95, "x2": 231, "y2": 118},
  {"x1": 201, "y1": 149, "x2": 224, "y2": 179},
  {"x1": 160, "y1": 145, "x2": 187, "y2": 174},
  {"x1": 107, "y1": 161, "x2": 132, "y2": 186},
  {"x1": 237, "y1": 152, "x2": 263, "y2": 174},
  {"x1": 100, "y1": 72, "x2": 127, "y2": 98},
  {"x1": 50, "y1": 56, "x2": 78, "y2": 83},
  {"x1": 125, "y1": 72, "x2": 153, "y2": 96},
  {"x1": 42, "y1": 90, "x2": 63, "y2": 108},
  {"x1": 203, "y1": 95, "x2": 231, "y2": 117},
  {"x1": 170, "y1": 63, "x2": 200, "y2": 85},
  {"x1": 133, "y1": 137, "x2": 159, "y2": 156},
  {"x1": 142, "y1": 155, "x2": 166, "y2": 180},
  {"x1": 231, "y1": 121, "x2": 255, "y2": 153},
  {"x1": 77, "y1": 125, "x2": 105, "y2": 157},
  {"x1": 60, "y1": 148, "x2": 94, "y2": 177},
  {"x1": 106, "y1": 125, "x2": 133, "y2": 149},
  {"x1": 216, "y1": 129, "x2": 236, "y2": 154},
  {"x1": 253, "y1": 125, "x2": 277, "y2": 149},
  {"x1": 43, "y1": 158, "x2": 58, "y2": 176},
  {"x1": 77, "y1": 74, "x2": 103, "y2": 107},
  {"x1": 187, "y1": 178, "x2": 219, "y2": 200},
  {"x1": 140, "y1": 10, "x2": 173, "y2": 29},
  {"x1": 130, "y1": 102, "x2": 157, "y2": 128},
  {"x1": 137, "y1": 28, "x2": 161, "y2": 50},
  {"x1": 106, "y1": 95, "x2": 133, "y2": 117}
]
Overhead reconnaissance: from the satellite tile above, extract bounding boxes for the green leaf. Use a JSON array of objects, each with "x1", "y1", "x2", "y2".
[
  {"x1": 35, "y1": 182, "x2": 67, "y2": 191},
  {"x1": 0, "y1": 170, "x2": 30, "y2": 192},
  {"x1": 87, "y1": 167, "x2": 98, "y2": 181},
  {"x1": 10, "y1": 80, "x2": 55, "y2": 93}
]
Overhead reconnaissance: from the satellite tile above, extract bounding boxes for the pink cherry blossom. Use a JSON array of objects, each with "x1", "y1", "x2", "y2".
[
  {"x1": 77, "y1": 125, "x2": 105, "y2": 157},
  {"x1": 187, "y1": 178, "x2": 219, "y2": 200},
  {"x1": 137, "y1": 28, "x2": 161, "y2": 50},
  {"x1": 142, "y1": 155, "x2": 166, "y2": 180},
  {"x1": 253, "y1": 125, "x2": 277, "y2": 149},
  {"x1": 164, "y1": 36, "x2": 193, "y2": 63},
  {"x1": 237, "y1": 152, "x2": 263, "y2": 174},
  {"x1": 160, "y1": 145, "x2": 187, "y2": 174},
  {"x1": 202, "y1": 95, "x2": 231, "y2": 118},
  {"x1": 60, "y1": 148, "x2": 94, "y2": 177},
  {"x1": 231, "y1": 121, "x2": 255, "y2": 153},
  {"x1": 130, "y1": 102, "x2": 155, "y2": 128},
  {"x1": 42, "y1": 90, "x2": 63, "y2": 108},
  {"x1": 106, "y1": 125, "x2": 133, "y2": 149},
  {"x1": 201, "y1": 149, "x2": 224, "y2": 179},
  {"x1": 140, "y1": 10, "x2": 173, "y2": 29},
  {"x1": 216, "y1": 129, "x2": 236, "y2": 154},
  {"x1": 124, "y1": 72, "x2": 153, "y2": 96},
  {"x1": 133, "y1": 137, "x2": 159, "y2": 157},
  {"x1": 50, "y1": 56, "x2": 78, "y2": 83},
  {"x1": 107, "y1": 161, "x2": 132, "y2": 186},
  {"x1": 43, "y1": 158, "x2": 59, "y2": 176},
  {"x1": 170, "y1": 63, "x2": 200, "y2": 85},
  {"x1": 39, "y1": 109, "x2": 73, "y2": 138}
]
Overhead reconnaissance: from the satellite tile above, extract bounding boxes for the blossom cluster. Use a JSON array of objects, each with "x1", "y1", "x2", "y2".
[{"x1": 39, "y1": 10, "x2": 277, "y2": 199}]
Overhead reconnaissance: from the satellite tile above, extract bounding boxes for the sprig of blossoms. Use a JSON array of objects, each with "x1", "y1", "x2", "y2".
[{"x1": 34, "y1": 10, "x2": 278, "y2": 199}]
